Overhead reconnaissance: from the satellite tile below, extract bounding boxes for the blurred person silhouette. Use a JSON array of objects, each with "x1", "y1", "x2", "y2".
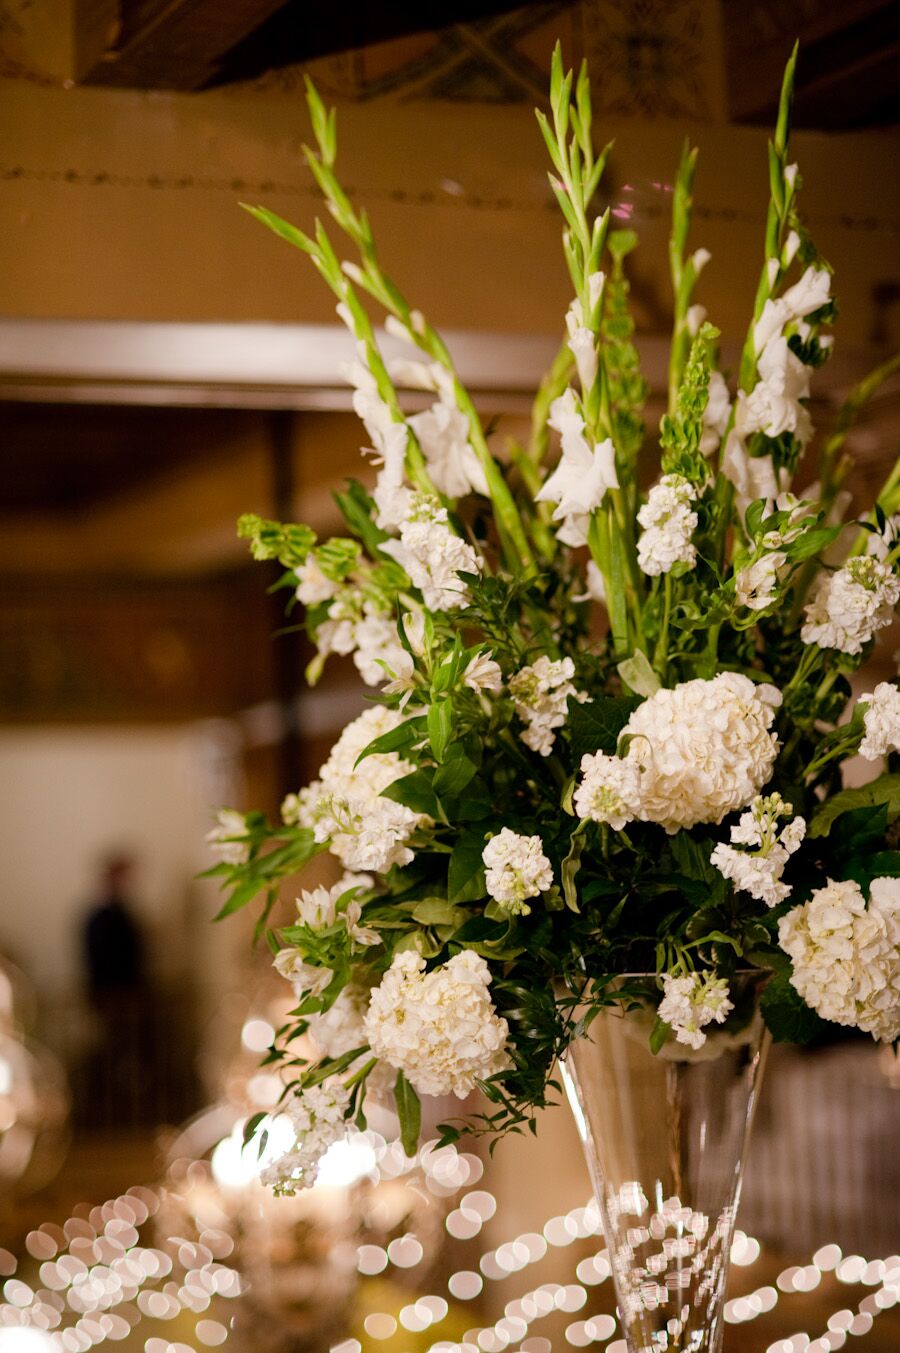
[
  {"x1": 82, "y1": 851, "x2": 146, "y2": 1001},
  {"x1": 80, "y1": 851, "x2": 152, "y2": 1126}
]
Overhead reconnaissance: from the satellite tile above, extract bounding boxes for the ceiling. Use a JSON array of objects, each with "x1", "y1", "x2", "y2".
[{"x1": 4, "y1": 1, "x2": 899, "y2": 129}]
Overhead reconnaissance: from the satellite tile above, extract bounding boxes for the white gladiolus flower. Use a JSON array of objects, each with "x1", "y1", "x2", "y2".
[
  {"x1": 537, "y1": 390, "x2": 619, "y2": 547},
  {"x1": 722, "y1": 431, "x2": 789, "y2": 519},
  {"x1": 272, "y1": 947, "x2": 333, "y2": 999},
  {"x1": 710, "y1": 793, "x2": 806, "y2": 906},
  {"x1": 363, "y1": 949, "x2": 512, "y2": 1098},
  {"x1": 482, "y1": 828, "x2": 553, "y2": 915},
  {"x1": 463, "y1": 651, "x2": 503, "y2": 693},
  {"x1": 260, "y1": 1080, "x2": 351, "y2": 1195},
  {"x1": 801, "y1": 556, "x2": 900, "y2": 655},
  {"x1": 295, "y1": 706, "x2": 424, "y2": 874},
  {"x1": 735, "y1": 552, "x2": 787, "y2": 611},
  {"x1": 565, "y1": 281, "x2": 604, "y2": 392},
  {"x1": 296, "y1": 556, "x2": 340, "y2": 606},
  {"x1": 574, "y1": 559, "x2": 606, "y2": 604},
  {"x1": 699, "y1": 370, "x2": 732, "y2": 456},
  {"x1": 865, "y1": 512, "x2": 900, "y2": 561},
  {"x1": 509, "y1": 655, "x2": 587, "y2": 756},
  {"x1": 408, "y1": 400, "x2": 489, "y2": 498},
  {"x1": 753, "y1": 266, "x2": 831, "y2": 354},
  {"x1": 636, "y1": 474, "x2": 699, "y2": 576},
  {"x1": 206, "y1": 809, "x2": 250, "y2": 866},
  {"x1": 686, "y1": 303, "x2": 707, "y2": 336},
  {"x1": 574, "y1": 674, "x2": 781, "y2": 834},
  {"x1": 658, "y1": 972, "x2": 734, "y2": 1050},
  {"x1": 369, "y1": 421, "x2": 413, "y2": 532},
  {"x1": 779, "y1": 877, "x2": 900, "y2": 1043},
  {"x1": 573, "y1": 752, "x2": 642, "y2": 831},
  {"x1": 739, "y1": 337, "x2": 812, "y2": 447},
  {"x1": 381, "y1": 495, "x2": 483, "y2": 611},
  {"x1": 858, "y1": 682, "x2": 900, "y2": 760}
]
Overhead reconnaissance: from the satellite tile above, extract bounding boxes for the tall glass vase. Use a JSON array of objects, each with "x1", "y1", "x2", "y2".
[{"x1": 559, "y1": 973, "x2": 770, "y2": 1353}]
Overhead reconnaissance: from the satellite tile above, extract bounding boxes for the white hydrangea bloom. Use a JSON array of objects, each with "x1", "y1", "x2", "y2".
[
  {"x1": 206, "y1": 809, "x2": 250, "y2": 866},
  {"x1": 295, "y1": 707, "x2": 424, "y2": 874},
  {"x1": 408, "y1": 399, "x2": 488, "y2": 499},
  {"x1": 260, "y1": 1080, "x2": 351, "y2": 1195},
  {"x1": 536, "y1": 390, "x2": 619, "y2": 547},
  {"x1": 738, "y1": 337, "x2": 812, "y2": 447},
  {"x1": 363, "y1": 950, "x2": 512, "y2": 1098},
  {"x1": 699, "y1": 370, "x2": 732, "y2": 456},
  {"x1": 482, "y1": 828, "x2": 553, "y2": 915},
  {"x1": 463, "y1": 651, "x2": 503, "y2": 694},
  {"x1": 509, "y1": 655, "x2": 587, "y2": 757},
  {"x1": 658, "y1": 972, "x2": 734, "y2": 1050},
  {"x1": 381, "y1": 494, "x2": 483, "y2": 611},
  {"x1": 573, "y1": 752, "x2": 642, "y2": 831},
  {"x1": 801, "y1": 557, "x2": 900, "y2": 655},
  {"x1": 295, "y1": 556, "x2": 340, "y2": 606},
  {"x1": 710, "y1": 793, "x2": 806, "y2": 907},
  {"x1": 574, "y1": 674, "x2": 781, "y2": 834},
  {"x1": 636, "y1": 474, "x2": 699, "y2": 576},
  {"x1": 859, "y1": 682, "x2": 900, "y2": 760},
  {"x1": 735, "y1": 552, "x2": 787, "y2": 611},
  {"x1": 778, "y1": 877, "x2": 900, "y2": 1043}
]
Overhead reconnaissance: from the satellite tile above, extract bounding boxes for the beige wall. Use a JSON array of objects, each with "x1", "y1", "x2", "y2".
[{"x1": 1, "y1": 76, "x2": 899, "y2": 358}]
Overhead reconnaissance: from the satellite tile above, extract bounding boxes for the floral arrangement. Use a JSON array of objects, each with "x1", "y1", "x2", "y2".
[{"x1": 207, "y1": 46, "x2": 900, "y2": 1193}]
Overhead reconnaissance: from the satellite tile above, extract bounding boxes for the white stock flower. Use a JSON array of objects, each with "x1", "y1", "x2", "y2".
[
  {"x1": 801, "y1": 557, "x2": 900, "y2": 655},
  {"x1": 293, "y1": 878, "x2": 380, "y2": 947},
  {"x1": 295, "y1": 707, "x2": 424, "y2": 874},
  {"x1": 735, "y1": 552, "x2": 787, "y2": 611},
  {"x1": 779, "y1": 877, "x2": 900, "y2": 1043},
  {"x1": 206, "y1": 809, "x2": 250, "y2": 865},
  {"x1": 573, "y1": 752, "x2": 642, "y2": 831},
  {"x1": 858, "y1": 682, "x2": 900, "y2": 760},
  {"x1": 636, "y1": 474, "x2": 699, "y2": 576},
  {"x1": 308, "y1": 985, "x2": 396, "y2": 1101},
  {"x1": 482, "y1": 828, "x2": 553, "y2": 915},
  {"x1": 699, "y1": 370, "x2": 732, "y2": 456},
  {"x1": 659, "y1": 972, "x2": 734, "y2": 1050},
  {"x1": 352, "y1": 603, "x2": 413, "y2": 687},
  {"x1": 463, "y1": 651, "x2": 503, "y2": 694},
  {"x1": 381, "y1": 495, "x2": 482, "y2": 611},
  {"x1": 537, "y1": 390, "x2": 618, "y2": 547},
  {"x1": 710, "y1": 793, "x2": 806, "y2": 907},
  {"x1": 408, "y1": 400, "x2": 489, "y2": 498},
  {"x1": 363, "y1": 949, "x2": 512, "y2": 1098},
  {"x1": 260, "y1": 1080, "x2": 351, "y2": 1195},
  {"x1": 295, "y1": 556, "x2": 340, "y2": 606},
  {"x1": 753, "y1": 266, "x2": 831, "y2": 354},
  {"x1": 509, "y1": 655, "x2": 587, "y2": 757},
  {"x1": 574, "y1": 674, "x2": 781, "y2": 834}
]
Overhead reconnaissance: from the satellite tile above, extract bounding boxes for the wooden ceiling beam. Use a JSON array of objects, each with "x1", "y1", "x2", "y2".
[{"x1": 79, "y1": 0, "x2": 291, "y2": 90}]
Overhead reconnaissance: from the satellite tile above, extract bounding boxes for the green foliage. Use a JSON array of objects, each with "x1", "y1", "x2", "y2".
[
  {"x1": 237, "y1": 513, "x2": 316, "y2": 567},
  {"x1": 760, "y1": 970, "x2": 826, "y2": 1044}
]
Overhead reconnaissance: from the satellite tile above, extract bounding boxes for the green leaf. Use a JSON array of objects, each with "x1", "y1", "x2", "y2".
[
  {"x1": 831, "y1": 803, "x2": 888, "y2": 862},
  {"x1": 561, "y1": 822, "x2": 587, "y2": 913},
  {"x1": 649, "y1": 1017, "x2": 669, "y2": 1055},
  {"x1": 428, "y1": 700, "x2": 453, "y2": 763},
  {"x1": 566, "y1": 694, "x2": 642, "y2": 760},
  {"x1": 760, "y1": 970, "x2": 826, "y2": 1044},
  {"x1": 448, "y1": 833, "x2": 488, "y2": 903},
  {"x1": 354, "y1": 715, "x2": 427, "y2": 766},
  {"x1": 433, "y1": 746, "x2": 477, "y2": 797},
  {"x1": 381, "y1": 770, "x2": 440, "y2": 818},
  {"x1": 809, "y1": 774, "x2": 900, "y2": 838},
  {"x1": 617, "y1": 649, "x2": 661, "y2": 698},
  {"x1": 412, "y1": 898, "x2": 464, "y2": 926},
  {"x1": 394, "y1": 1071, "x2": 421, "y2": 1158}
]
